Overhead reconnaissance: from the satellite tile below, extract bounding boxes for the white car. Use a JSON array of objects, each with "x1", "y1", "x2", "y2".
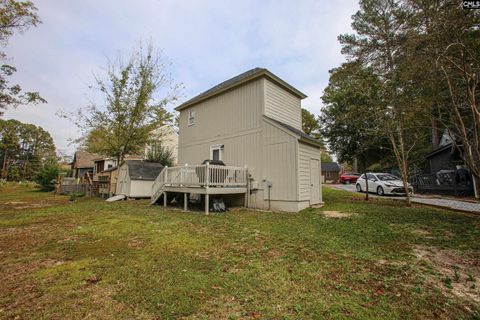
[{"x1": 355, "y1": 173, "x2": 413, "y2": 196}]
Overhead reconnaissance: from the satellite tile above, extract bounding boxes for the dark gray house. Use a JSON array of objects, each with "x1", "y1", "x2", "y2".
[{"x1": 321, "y1": 162, "x2": 341, "y2": 183}]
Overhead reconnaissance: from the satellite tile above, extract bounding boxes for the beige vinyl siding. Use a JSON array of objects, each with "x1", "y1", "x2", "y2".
[
  {"x1": 178, "y1": 79, "x2": 263, "y2": 147},
  {"x1": 262, "y1": 121, "x2": 298, "y2": 201},
  {"x1": 298, "y1": 142, "x2": 321, "y2": 201},
  {"x1": 129, "y1": 180, "x2": 154, "y2": 198},
  {"x1": 178, "y1": 131, "x2": 263, "y2": 173},
  {"x1": 178, "y1": 131, "x2": 265, "y2": 209},
  {"x1": 264, "y1": 78, "x2": 302, "y2": 130}
]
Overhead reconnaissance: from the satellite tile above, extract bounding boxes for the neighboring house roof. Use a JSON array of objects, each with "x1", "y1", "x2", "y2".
[
  {"x1": 175, "y1": 67, "x2": 308, "y2": 111},
  {"x1": 263, "y1": 116, "x2": 323, "y2": 147},
  {"x1": 322, "y1": 162, "x2": 341, "y2": 172},
  {"x1": 72, "y1": 151, "x2": 100, "y2": 169},
  {"x1": 425, "y1": 143, "x2": 455, "y2": 159},
  {"x1": 124, "y1": 161, "x2": 164, "y2": 181},
  {"x1": 93, "y1": 155, "x2": 143, "y2": 162}
]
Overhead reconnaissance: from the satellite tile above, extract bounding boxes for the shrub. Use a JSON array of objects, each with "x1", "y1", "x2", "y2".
[{"x1": 35, "y1": 162, "x2": 59, "y2": 191}]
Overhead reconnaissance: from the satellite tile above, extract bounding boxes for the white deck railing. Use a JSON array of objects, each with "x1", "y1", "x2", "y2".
[{"x1": 152, "y1": 164, "x2": 248, "y2": 203}]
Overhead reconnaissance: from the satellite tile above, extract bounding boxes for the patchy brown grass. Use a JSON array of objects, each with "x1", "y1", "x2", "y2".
[
  {"x1": 414, "y1": 245, "x2": 480, "y2": 304},
  {"x1": 1, "y1": 184, "x2": 479, "y2": 319},
  {"x1": 321, "y1": 210, "x2": 357, "y2": 218}
]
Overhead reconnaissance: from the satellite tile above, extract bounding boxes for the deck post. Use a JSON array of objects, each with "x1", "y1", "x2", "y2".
[
  {"x1": 184, "y1": 193, "x2": 188, "y2": 211},
  {"x1": 163, "y1": 192, "x2": 167, "y2": 207},
  {"x1": 205, "y1": 162, "x2": 210, "y2": 215},
  {"x1": 205, "y1": 193, "x2": 209, "y2": 215},
  {"x1": 164, "y1": 166, "x2": 168, "y2": 186}
]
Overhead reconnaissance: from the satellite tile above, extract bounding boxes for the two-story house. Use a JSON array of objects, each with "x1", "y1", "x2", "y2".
[{"x1": 174, "y1": 68, "x2": 323, "y2": 212}]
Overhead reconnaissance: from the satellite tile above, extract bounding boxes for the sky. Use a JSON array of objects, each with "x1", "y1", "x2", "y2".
[{"x1": 4, "y1": 0, "x2": 359, "y2": 155}]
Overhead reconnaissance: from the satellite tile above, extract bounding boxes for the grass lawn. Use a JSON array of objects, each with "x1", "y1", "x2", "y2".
[{"x1": 1, "y1": 183, "x2": 479, "y2": 319}]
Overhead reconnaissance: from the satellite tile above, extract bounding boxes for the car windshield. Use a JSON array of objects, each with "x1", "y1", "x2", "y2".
[
  {"x1": 345, "y1": 172, "x2": 359, "y2": 176},
  {"x1": 376, "y1": 174, "x2": 399, "y2": 181}
]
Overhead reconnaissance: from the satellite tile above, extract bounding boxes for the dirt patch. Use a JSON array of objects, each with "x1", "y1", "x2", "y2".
[
  {"x1": 127, "y1": 238, "x2": 145, "y2": 249},
  {"x1": 0, "y1": 198, "x2": 67, "y2": 210},
  {"x1": 412, "y1": 228, "x2": 430, "y2": 236},
  {"x1": 321, "y1": 211, "x2": 356, "y2": 219},
  {"x1": 414, "y1": 245, "x2": 480, "y2": 304}
]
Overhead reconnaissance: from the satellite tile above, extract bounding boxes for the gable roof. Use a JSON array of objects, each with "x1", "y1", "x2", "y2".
[
  {"x1": 425, "y1": 143, "x2": 454, "y2": 159},
  {"x1": 124, "y1": 161, "x2": 164, "y2": 181},
  {"x1": 175, "y1": 68, "x2": 307, "y2": 111},
  {"x1": 321, "y1": 162, "x2": 341, "y2": 172},
  {"x1": 72, "y1": 151, "x2": 101, "y2": 169},
  {"x1": 263, "y1": 116, "x2": 323, "y2": 148}
]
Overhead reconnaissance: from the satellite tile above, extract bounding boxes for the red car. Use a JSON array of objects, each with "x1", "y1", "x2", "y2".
[{"x1": 339, "y1": 172, "x2": 360, "y2": 184}]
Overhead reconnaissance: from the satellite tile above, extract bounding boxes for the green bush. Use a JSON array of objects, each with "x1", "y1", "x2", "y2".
[
  {"x1": 35, "y1": 163, "x2": 59, "y2": 191},
  {"x1": 68, "y1": 192, "x2": 85, "y2": 202}
]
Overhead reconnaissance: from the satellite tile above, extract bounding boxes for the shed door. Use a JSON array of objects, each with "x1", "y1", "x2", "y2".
[{"x1": 310, "y1": 159, "x2": 320, "y2": 204}]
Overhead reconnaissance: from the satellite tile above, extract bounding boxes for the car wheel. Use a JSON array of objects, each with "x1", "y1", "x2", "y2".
[
  {"x1": 345, "y1": 180, "x2": 351, "y2": 184},
  {"x1": 377, "y1": 186, "x2": 384, "y2": 196},
  {"x1": 356, "y1": 184, "x2": 362, "y2": 192}
]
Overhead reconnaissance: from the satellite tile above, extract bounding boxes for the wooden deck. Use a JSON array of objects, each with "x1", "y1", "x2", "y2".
[{"x1": 151, "y1": 163, "x2": 248, "y2": 213}]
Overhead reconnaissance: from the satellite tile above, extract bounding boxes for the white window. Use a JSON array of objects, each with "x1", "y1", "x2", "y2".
[
  {"x1": 188, "y1": 109, "x2": 195, "y2": 126},
  {"x1": 210, "y1": 144, "x2": 223, "y2": 161}
]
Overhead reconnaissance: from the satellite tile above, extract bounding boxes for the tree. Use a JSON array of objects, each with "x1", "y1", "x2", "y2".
[
  {"x1": 326, "y1": 0, "x2": 480, "y2": 200},
  {"x1": 34, "y1": 159, "x2": 59, "y2": 191},
  {"x1": 320, "y1": 62, "x2": 390, "y2": 168},
  {"x1": 145, "y1": 142, "x2": 174, "y2": 166},
  {"x1": 0, "y1": 118, "x2": 56, "y2": 180},
  {"x1": 0, "y1": 0, "x2": 45, "y2": 115},
  {"x1": 301, "y1": 108, "x2": 321, "y2": 137},
  {"x1": 0, "y1": 118, "x2": 19, "y2": 177},
  {"x1": 435, "y1": 11, "x2": 480, "y2": 197},
  {"x1": 66, "y1": 43, "x2": 181, "y2": 164},
  {"x1": 401, "y1": 0, "x2": 480, "y2": 198},
  {"x1": 338, "y1": 0, "x2": 425, "y2": 205},
  {"x1": 301, "y1": 108, "x2": 334, "y2": 161}
]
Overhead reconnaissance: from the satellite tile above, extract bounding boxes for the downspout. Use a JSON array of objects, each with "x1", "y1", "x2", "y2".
[{"x1": 266, "y1": 181, "x2": 272, "y2": 210}]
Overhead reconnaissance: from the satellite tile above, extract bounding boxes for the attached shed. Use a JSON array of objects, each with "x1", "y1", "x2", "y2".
[{"x1": 116, "y1": 161, "x2": 164, "y2": 198}]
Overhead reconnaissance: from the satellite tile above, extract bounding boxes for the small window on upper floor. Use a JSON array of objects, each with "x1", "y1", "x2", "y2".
[{"x1": 188, "y1": 109, "x2": 195, "y2": 126}]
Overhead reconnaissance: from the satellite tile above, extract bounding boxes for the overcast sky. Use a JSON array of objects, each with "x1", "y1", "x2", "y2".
[{"x1": 4, "y1": 0, "x2": 358, "y2": 155}]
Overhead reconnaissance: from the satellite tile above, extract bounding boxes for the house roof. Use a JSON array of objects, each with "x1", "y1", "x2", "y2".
[
  {"x1": 92, "y1": 155, "x2": 143, "y2": 162},
  {"x1": 263, "y1": 116, "x2": 323, "y2": 148},
  {"x1": 321, "y1": 162, "x2": 341, "y2": 172},
  {"x1": 72, "y1": 151, "x2": 101, "y2": 169},
  {"x1": 175, "y1": 68, "x2": 307, "y2": 111},
  {"x1": 124, "y1": 161, "x2": 164, "y2": 181},
  {"x1": 425, "y1": 143, "x2": 454, "y2": 159}
]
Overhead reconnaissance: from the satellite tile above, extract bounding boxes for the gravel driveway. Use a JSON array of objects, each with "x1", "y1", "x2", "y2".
[{"x1": 329, "y1": 184, "x2": 480, "y2": 214}]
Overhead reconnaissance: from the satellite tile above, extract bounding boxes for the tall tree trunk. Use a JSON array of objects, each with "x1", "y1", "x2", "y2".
[
  {"x1": 390, "y1": 127, "x2": 412, "y2": 207},
  {"x1": 431, "y1": 116, "x2": 439, "y2": 150},
  {"x1": 473, "y1": 175, "x2": 480, "y2": 200},
  {"x1": 1, "y1": 151, "x2": 8, "y2": 179}
]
